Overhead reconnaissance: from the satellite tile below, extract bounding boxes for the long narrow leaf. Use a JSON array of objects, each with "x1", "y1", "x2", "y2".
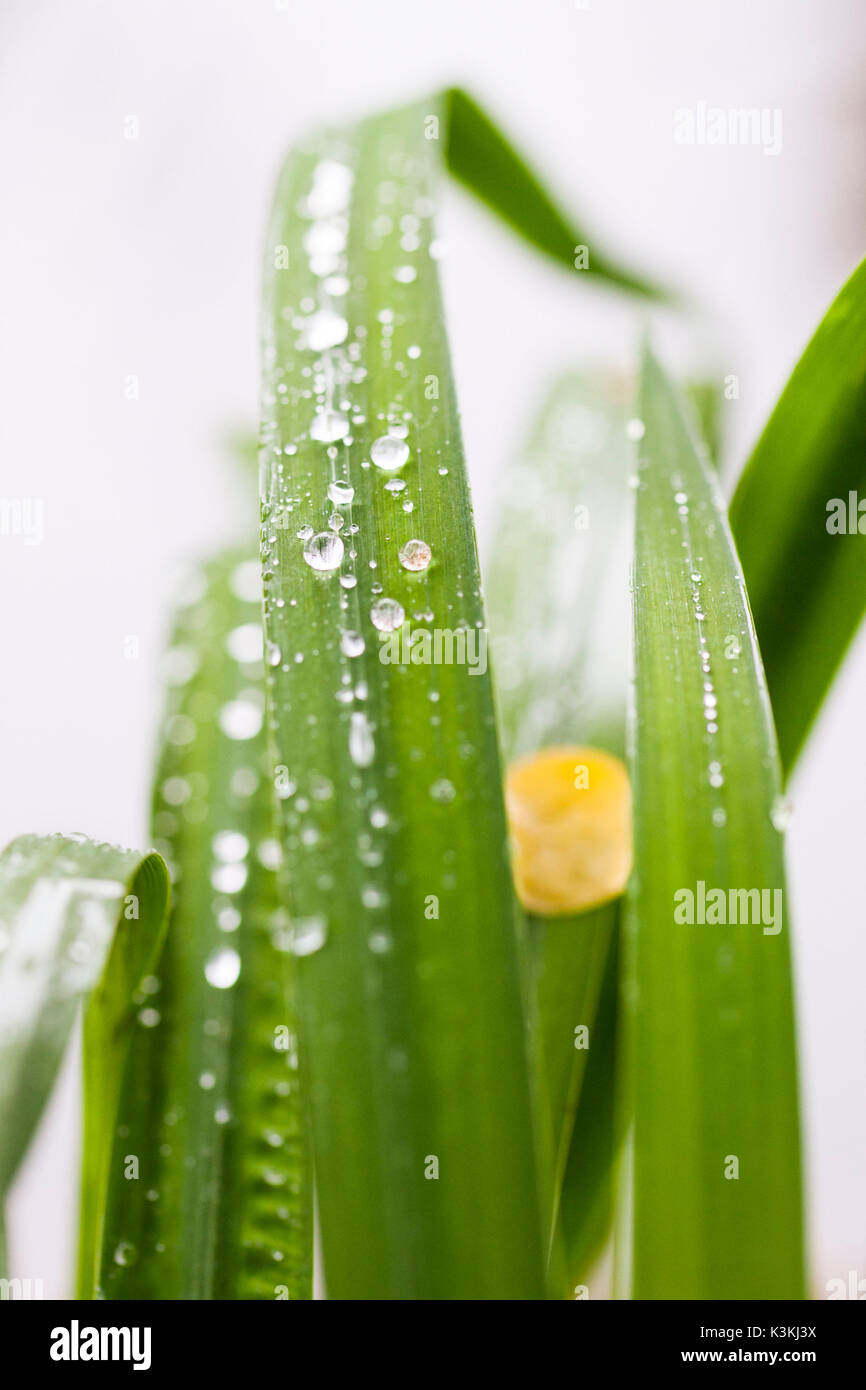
[
  {"x1": 731, "y1": 254, "x2": 866, "y2": 772},
  {"x1": 623, "y1": 345, "x2": 804, "y2": 1298},
  {"x1": 486, "y1": 372, "x2": 632, "y2": 1257},
  {"x1": 0, "y1": 834, "x2": 168, "y2": 1275},
  {"x1": 89, "y1": 552, "x2": 312, "y2": 1300},
  {"x1": 260, "y1": 97, "x2": 546, "y2": 1299},
  {"x1": 444, "y1": 89, "x2": 665, "y2": 299}
]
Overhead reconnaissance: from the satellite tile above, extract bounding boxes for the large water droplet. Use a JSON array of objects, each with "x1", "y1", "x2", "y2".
[
  {"x1": 370, "y1": 436, "x2": 409, "y2": 472},
  {"x1": 289, "y1": 916, "x2": 328, "y2": 957},
  {"x1": 219, "y1": 700, "x2": 263, "y2": 741},
  {"x1": 399, "y1": 538, "x2": 431, "y2": 572},
  {"x1": 204, "y1": 946, "x2": 241, "y2": 989},
  {"x1": 370, "y1": 597, "x2": 405, "y2": 631},
  {"x1": 226, "y1": 624, "x2": 263, "y2": 664},
  {"x1": 303, "y1": 309, "x2": 348, "y2": 352},
  {"x1": 212, "y1": 830, "x2": 249, "y2": 863},
  {"x1": 303, "y1": 532, "x2": 344, "y2": 571},
  {"x1": 328, "y1": 480, "x2": 355, "y2": 505},
  {"x1": 310, "y1": 410, "x2": 349, "y2": 443}
]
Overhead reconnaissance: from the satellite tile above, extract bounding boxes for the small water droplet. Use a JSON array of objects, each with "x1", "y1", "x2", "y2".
[
  {"x1": 341, "y1": 630, "x2": 366, "y2": 658},
  {"x1": 430, "y1": 778, "x2": 456, "y2": 804},
  {"x1": 113, "y1": 1242, "x2": 137, "y2": 1268},
  {"x1": 626, "y1": 418, "x2": 645, "y2": 441},
  {"x1": 770, "y1": 795, "x2": 793, "y2": 832},
  {"x1": 349, "y1": 711, "x2": 375, "y2": 767}
]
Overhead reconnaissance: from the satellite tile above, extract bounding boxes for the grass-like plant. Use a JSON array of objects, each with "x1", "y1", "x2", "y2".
[{"x1": 1, "y1": 90, "x2": 864, "y2": 1301}]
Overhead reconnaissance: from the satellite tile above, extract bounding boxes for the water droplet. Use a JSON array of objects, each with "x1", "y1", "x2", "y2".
[
  {"x1": 370, "y1": 597, "x2": 405, "y2": 631},
  {"x1": 230, "y1": 560, "x2": 261, "y2": 602},
  {"x1": 341, "y1": 630, "x2": 365, "y2": 658},
  {"x1": 113, "y1": 1242, "x2": 137, "y2": 1268},
  {"x1": 162, "y1": 776, "x2": 191, "y2": 806},
  {"x1": 205, "y1": 946, "x2": 241, "y2": 989},
  {"x1": 370, "y1": 435, "x2": 409, "y2": 471},
  {"x1": 626, "y1": 418, "x2": 645, "y2": 441},
  {"x1": 303, "y1": 532, "x2": 344, "y2": 571},
  {"x1": 430, "y1": 779, "x2": 456, "y2": 804},
  {"x1": 138, "y1": 1007, "x2": 160, "y2": 1028},
  {"x1": 328, "y1": 480, "x2": 355, "y2": 505},
  {"x1": 368, "y1": 930, "x2": 393, "y2": 953},
  {"x1": 199, "y1": 1071, "x2": 216, "y2": 1090},
  {"x1": 385, "y1": 478, "x2": 406, "y2": 493},
  {"x1": 303, "y1": 308, "x2": 348, "y2": 352},
  {"x1": 219, "y1": 700, "x2": 263, "y2": 740},
  {"x1": 393, "y1": 265, "x2": 417, "y2": 284},
  {"x1": 266, "y1": 640, "x2": 282, "y2": 667},
  {"x1": 310, "y1": 409, "x2": 349, "y2": 443},
  {"x1": 225, "y1": 624, "x2": 263, "y2": 664},
  {"x1": 771, "y1": 795, "x2": 793, "y2": 832},
  {"x1": 399, "y1": 538, "x2": 431, "y2": 572},
  {"x1": 289, "y1": 916, "x2": 328, "y2": 957},
  {"x1": 212, "y1": 830, "x2": 249, "y2": 863},
  {"x1": 349, "y1": 711, "x2": 375, "y2": 767}
]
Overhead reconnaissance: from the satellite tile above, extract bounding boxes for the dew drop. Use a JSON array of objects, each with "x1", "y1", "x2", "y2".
[
  {"x1": 626, "y1": 418, "x2": 645, "y2": 441},
  {"x1": 310, "y1": 409, "x2": 349, "y2": 443},
  {"x1": 204, "y1": 946, "x2": 241, "y2": 989},
  {"x1": 393, "y1": 265, "x2": 417, "y2": 284},
  {"x1": 303, "y1": 532, "x2": 344, "y2": 571},
  {"x1": 399, "y1": 538, "x2": 431, "y2": 571},
  {"x1": 303, "y1": 308, "x2": 348, "y2": 352},
  {"x1": 226, "y1": 624, "x2": 263, "y2": 664},
  {"x1": 349, "y1": 711, "x2": 375, "y2": 767},
  {"x1": 370, "y1": 435, "x2": 409, "y2": 472},
  {"x1": 289, "y1": 916, "x2": 328, "y2": 957},
  {"x1": 219, "y1": 700, "x2": 263, "y2": 741},
  {"x1": 370, "y1": 597, "x2": 405, "y2": 631},
  {"x1": 771, "y1": 795, "x2": 793, "y2": 832},
  {"x1": 328, "y1": 480, "x2": 355, "y2": 505},
  {"x1": 212, "y1": 830, "x2": 249, "y2": 863},
  {"x1": 430, "y1": 778, "x2": 456, "y2": 804},
  {"x1": 341, "y1": 630, "x2": 366, "y2": 658}
]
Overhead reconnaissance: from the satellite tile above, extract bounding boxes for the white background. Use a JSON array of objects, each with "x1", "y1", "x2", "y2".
[{"x1": 1, "y1": 0, "x2": 864, "y2": 1296}]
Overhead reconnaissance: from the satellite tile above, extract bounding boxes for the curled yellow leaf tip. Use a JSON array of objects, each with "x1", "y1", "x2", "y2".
[{"x1": 505, "y1": 745, "x2": 632, "y2": 916}]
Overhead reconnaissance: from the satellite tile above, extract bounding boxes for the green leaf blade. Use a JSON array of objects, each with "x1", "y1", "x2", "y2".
[
  {"x1": 91, "y1": 552, "x2": 312, "y2": 1301},
  {"x1": 260, "y1": 101, "x2": 545, "y2": 1299},
  {"x1": 0, "y1": 834, "x2": 168, "y2": 1277},
  {"x1": 625, "y1": 345, "x2": 804, "y2": 1299},
  {"x1": 731, "y1": 255, "x2": 866, "y2": 771},
  {"x1": 444, "y1": 89, "x2": 666, "y2": 300}
]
